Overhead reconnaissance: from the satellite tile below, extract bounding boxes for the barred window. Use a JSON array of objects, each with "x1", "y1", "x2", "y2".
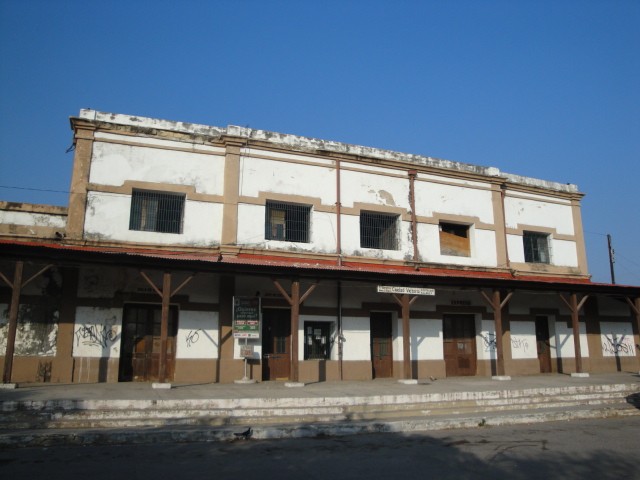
[
  {"x1": 439, "y1": 222, "x2": 471, "y2": 257},
  {"x1": 360, "y1": 211, "x2": 399, "y2": 250},
  {"x1": 304, "y1": 322, "x2": 331, "y2": 360},
  {"x1": 523, "y1": 231, "x2": 550, "y2": 264},
  {"x1": 129, "y1": 190, "x2": 185, "y2": 234},
  {"x1": 265, "y1": 201, "x2": 311, "y2": 243}
]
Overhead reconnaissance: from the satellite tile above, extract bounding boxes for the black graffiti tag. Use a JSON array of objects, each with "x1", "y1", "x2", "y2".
[
  {"x1": 186, "y1": 329, "x2": 202, "y2": 348},
  {"x1": 75, "y1": 324, "x2": 117, "y2": 348}
]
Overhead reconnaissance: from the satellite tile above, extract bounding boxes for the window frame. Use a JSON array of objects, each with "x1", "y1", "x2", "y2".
[
  {"x1": 359, "y1": 210, "x2": 400, "y2": 250},
  {"x1": 264, "y1": 200, "x2": 312, "y2": 243},
  {"x1": 129, "y1": 189, "x2": 185, "y2": 234},
  {"x1": 523, "y1": 231, "x2": 551, "y2": 264},
  {"x1": 439, "y1": 221, "x2": 471, "y2": 257},
  {"x1": 304, "y1": 321, "x2": 331, "y2": 360}
]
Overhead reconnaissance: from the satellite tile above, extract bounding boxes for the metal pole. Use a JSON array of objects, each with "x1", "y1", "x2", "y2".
[{"x1": 607, "y1": 234, "x2": 616, "y2": 285}]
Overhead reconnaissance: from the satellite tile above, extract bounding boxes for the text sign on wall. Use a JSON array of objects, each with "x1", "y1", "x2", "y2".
[
  {"x1": 233, "y1": 296, "x2": 261, "y2": 339},
  {"x1": 377, "y1": 285, "x2": 436, "y2": 296}
]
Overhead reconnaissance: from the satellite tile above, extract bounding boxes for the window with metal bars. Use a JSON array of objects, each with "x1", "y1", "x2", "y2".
[
  {"x1": 129, "y1": 190, "x2": 185, "y2": 234},
  {"x1": 304, "y1": 322, "x2": 331, "y2": 360},
  {"x1": 523, "y1": 231, "x2": 550, "y2": 264},
  {"x1": 360, "y1": 211, "x2": 399, "y2": 250},
  {"x1": 265, "y1": 200, "x2": 311, "y2": 243}
]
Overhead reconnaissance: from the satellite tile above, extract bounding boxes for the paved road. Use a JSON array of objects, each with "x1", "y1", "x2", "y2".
[{"x1": 2, "y1": 417, "x2": 639, "y2": 480}]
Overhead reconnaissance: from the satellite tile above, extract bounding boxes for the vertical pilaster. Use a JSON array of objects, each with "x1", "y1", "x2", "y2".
[
  {"x1": 66, "y1": 122, "x2": 95, "y2": 240},
  {"x1": 492, "y1": 183, "x2": 510, "y2": 271},
  {"x1": 54, "y1": 267, "x2": 79, "y2": 383},
  {"x1": 571, "y1": 197, "x2": 589, "y2": 276},
  {"x1": 221, "y1": 141, "x2": 242, "y2": 247}
]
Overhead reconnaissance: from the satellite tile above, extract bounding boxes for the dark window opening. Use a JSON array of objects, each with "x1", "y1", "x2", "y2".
[
  {"x1": 265, "y1": 201, "x2": 311, "y2": 243},
  {"x1": 523, "y1": 231, "x2": 550, "y2": 264},
  {"x1": 304, "y1": 322, "x2": 331, "y2": 360},
  {"x1": 439, "y1": 222, "x2": 471, "y2": 257},
  {"x1": 360, "y1": 211, "x2": 399, "y2": 250},
  {"x1": 129, "y1": 190, "x2": 185, "y2": 234}
]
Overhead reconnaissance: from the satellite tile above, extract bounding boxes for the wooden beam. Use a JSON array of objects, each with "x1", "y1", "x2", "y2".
[
  {"x1": 291, "y1": 280, "x2": 300, "y2": 382},
  {"x1": 171, "y1": 274, "x2": 194, "y2": 297},
  {"x1": 158, "y1": 272, "x2": 171, "y2": 383},
  {"x1": 2, "y1": 261, "x2": 24, "y2": 384},
  {"x1": 298, "y1": 283, "x2": 318, "y2": 305},
  {"x1": 272, "y1": 279, "x2": 293, "y2": 306},
  {"x1": 21, "y1": 264, "x2": 53, "y2": 289},
  {"x1": 140, "y1": 271, "x2": 163, "y2": 298}
]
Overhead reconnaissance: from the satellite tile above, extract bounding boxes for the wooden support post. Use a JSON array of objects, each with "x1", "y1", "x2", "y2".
[
  {"x1": 559, "y1": 293, "x2": 589, "y2": 374},
  {"x1": 158, "y1": 272, "x2": 171, "y2": 384},
  {"x1": 625, "y1": 297, "x2": 640, "y2": 369},
  {"x1": 2, "y1": 261, "x2": 24, "y2": 384},
  {"x1": 392, "y1": 294, "x2": 418, "y2": 380},
  {"x1": 272, "y1": 279, "x2": 317, "y2": 383},
  {"x1": 480, "y1": 289, "x2": 513, "y2": 377}
]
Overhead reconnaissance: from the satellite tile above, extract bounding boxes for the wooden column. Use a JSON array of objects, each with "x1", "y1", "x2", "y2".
[
  {"x1": 2, "y1": 261, "x2": 23, "y2": 384},
  {"x1": 140, "y1": 271, "x2": 193, "y2": 384},
  {"x1": 392, "y1": 294, "x2": 418, "y2": 379},
  {"x1": 480, "y1": 289, "x2": 513, "y2": 377},
  {"x1": 559, "y1": 292, "x2": 589, "y2": 374},
  {"x1": 273, "y1": 279, "x2": 317, "y2": 383},
  {"x1": 625, "y1": 297, "x2": 640, "y2": 370}
]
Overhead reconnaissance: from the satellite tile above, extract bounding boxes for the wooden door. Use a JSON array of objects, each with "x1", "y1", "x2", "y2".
[
  {"x1": 443, "y1": 314, "x2": 477, "y2": 377},
  {"x1": 119, "y1": 305, "x2": 177, "y2": 382},
  {"x1": 535, "y1": 316, "x2": 552, "y2": 373},
  {"x1": 262, "y1": 309, "x2": 291, "y2": 381},
  {"x1": 370, "y1": 312, "x2": 393, "y2": 378}
]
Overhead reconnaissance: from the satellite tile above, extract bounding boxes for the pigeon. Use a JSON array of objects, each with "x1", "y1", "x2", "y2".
[{"x1": 234, "y1": 427, "x2": 253, "y2": 440}]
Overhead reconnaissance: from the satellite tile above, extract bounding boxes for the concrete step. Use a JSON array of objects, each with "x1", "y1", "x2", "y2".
[{"x1": 1, "y1": 383, "x2": 637, "y2": 431}]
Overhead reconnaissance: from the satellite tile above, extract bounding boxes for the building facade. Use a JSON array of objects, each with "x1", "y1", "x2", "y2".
[{"x1": 1, "y1": 109, "x2": 639, "y2": 384}]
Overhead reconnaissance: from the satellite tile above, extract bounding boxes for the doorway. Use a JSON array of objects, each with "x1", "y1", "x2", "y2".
[
  {"x1": 535, "y1": 316, "x2": 552, "y2": 373},
  {"x1": 261, "y1": 309, "x2": 291, "y2": 381},
  {"x1": 370, "y1": 312, "x2": 393, "y2": 378},
  {"x1": 443, "y1": 314, "x2": 477, "y2": 376},
  {"x1": 119, "y1": 304, "x2": 178, "y2": 382}
]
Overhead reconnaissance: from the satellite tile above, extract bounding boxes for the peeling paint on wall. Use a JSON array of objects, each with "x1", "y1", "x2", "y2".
[{"x1": 0, "y1": 305, "x2": 59, "y2": 356}]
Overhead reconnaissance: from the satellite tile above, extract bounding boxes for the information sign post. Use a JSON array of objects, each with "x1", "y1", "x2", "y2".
[{"x1": 233, "y1": 296, "x2": 261, "y2": 383}]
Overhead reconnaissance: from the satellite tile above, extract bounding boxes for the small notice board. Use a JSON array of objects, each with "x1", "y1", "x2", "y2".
[{"x1": 233, "y1": 296, "x2": 261, "y2": 339}]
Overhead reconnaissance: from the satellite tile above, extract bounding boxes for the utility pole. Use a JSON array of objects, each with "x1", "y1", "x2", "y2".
[{"x1": 607, "y1": 234, "x2": 616, "y2": 285}]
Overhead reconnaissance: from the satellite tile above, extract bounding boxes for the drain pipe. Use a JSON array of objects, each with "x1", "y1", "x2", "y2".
[{"x1": 337, "y1": 280, "x2": 344, "y2": 381}]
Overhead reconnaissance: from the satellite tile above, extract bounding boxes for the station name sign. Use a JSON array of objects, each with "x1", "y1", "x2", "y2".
[{"x1": 377, "y1": 285, "x2": 436, "y2": 296}]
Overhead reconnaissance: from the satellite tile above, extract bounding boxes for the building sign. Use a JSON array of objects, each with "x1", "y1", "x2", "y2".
[
  {"x1": 377, "y1": 285, "x2": 436, "y2": 296},
  {"x1": 233, "y1": 296, "x2": 261, "y2": 339}
]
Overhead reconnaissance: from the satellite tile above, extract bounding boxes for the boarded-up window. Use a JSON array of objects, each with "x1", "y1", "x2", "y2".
[
  {"x1": 523, "y1": 231, "x2": 550, "y2": 264},
  {"x1": 129, "y1": 190, "x2": 185, "y2": 234},
  {"x1": 360, "y1": 211, "x2": 399, "y2": 250},
  {"x1": 439, "y1": 222, "x2": 470, "y2": 257},
  {"x1": 265, "y1": 201, "x2": 311, "y2": 243}
]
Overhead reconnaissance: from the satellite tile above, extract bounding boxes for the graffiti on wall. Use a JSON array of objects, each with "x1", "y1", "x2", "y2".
[
  {"x1": 72, "y1": 308, "x2": 121, "y2": 357},
  {"x1": 185, "y1": 329, "x2": 203, "y2": 348},
  {"x1": 602, "y1": 333, "x2": 636, "y2": 357},
  {"x1": 480, "y1": 333, "x2": 497, "y2": 352},
  {"x1": 510, "y1": 337, "x2": 530, "y2": 354},
  {"x1": 74, "y1": 323, "x2": 119, "y2": 349}
]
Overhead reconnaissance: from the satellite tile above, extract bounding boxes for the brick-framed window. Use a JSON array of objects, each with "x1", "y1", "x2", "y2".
[
  {"x1": 523, "y1": 231, "x2": 551, "y2": 264},
  {"x1": 360, "y1": 211, "x2": 399, "y2": 250},
  {"x1": 265, "y1": 200, "x2": 311, "y2": 243},
  {"x1": 129, "y1": 189, "x2": 185, "y2": 234}
]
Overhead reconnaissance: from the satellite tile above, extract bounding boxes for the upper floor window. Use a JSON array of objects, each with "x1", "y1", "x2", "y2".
[
  {"x1": 129, "y1": 189, "x2": 185, "y2": 234},
  {"x1": 265, "y1": 200, "x2": 311, "y2": 243},
  {"x1": 439, "y1": 222, "x2": 471, "y2": 257},
  {"x1": 523, "y1": 231, "x2": 550, "y2": 264},
  {"x1": 360, "y1": 211, "x2": 399, "y2": 250}
]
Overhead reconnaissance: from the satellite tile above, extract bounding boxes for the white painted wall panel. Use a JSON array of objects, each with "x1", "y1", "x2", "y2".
[
  {"x1": 236, "y1": 203, "x2": 337, "y2": 253},
  {"x1": 239, "y1": 156, "x2": 336, "y2": 203},
  {"x1": 415, "y1": 182, "x2": 495, "y2": 224},
  {"x1": 504, "y1": 196, "x2": 575, "y2": 235},
  {"x1": 340, "y1": 170, "x2": 409, "y2": 209},
  {"x1": 340, "y1": 215, "x2": 413, "y2": 261},
  {"x1": 419, "y1": 224, "x2": 498, "y2": 267},
  {"x1": 83, "y1": 192, "x2": 222, "y2": 246},
  {"x1": 72, "y1": 307, "x2": 122, "y2": 358},
  {"x1": 510, "y1": 321, "x2": 537, "y2": 359},
  {"x1": 176, "y1": 311, "x2": 219, "y2": 359},
  {"x1": 342, "y1": 317, "x2": 371, "y2": 361},
  {"x1": 551, "y1": 239, "x2": 579, "y2": 267},
  {"x1": 478, "y1": 320, "x2": 497, "y2": 361},
  {"x1": 411, "y1": 318, "x2": 443, "y2": 360},
  {"x1": 0, "y1": 211, "x2": 66, "y2": 228},
  {"x1": 550, "y1": 319, "x2": 589, "y2": 359},
  {"x1": 90, "y1": 142, "x2": 224, "y2": 195}
]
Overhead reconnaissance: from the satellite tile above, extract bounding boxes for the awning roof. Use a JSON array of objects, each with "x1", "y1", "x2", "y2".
[{"x1": 1, "y1": 238, "x2": 638, "y2": 296}]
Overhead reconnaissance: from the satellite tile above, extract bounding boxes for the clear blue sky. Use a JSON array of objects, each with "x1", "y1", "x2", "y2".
[{"x1": 1, "y1": 0, "x2": 638, "y2": 285}]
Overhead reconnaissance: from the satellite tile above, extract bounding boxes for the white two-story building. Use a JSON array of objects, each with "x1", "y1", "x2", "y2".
[{"x1": 1, "y1": 109, "x2": 638, "y2": 385}]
